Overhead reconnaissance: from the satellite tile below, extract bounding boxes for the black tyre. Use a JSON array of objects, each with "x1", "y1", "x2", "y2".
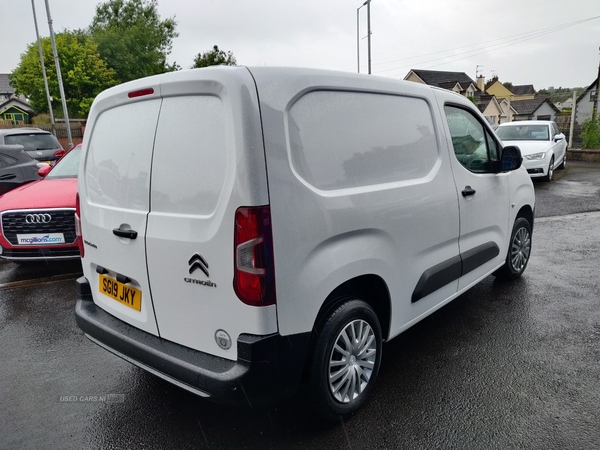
[
  {"x1": 308, "y1": 299, "x2": 382, "y2": 421},
  {"x1": 494, "y1": 217, "x2": 532, "y2": 280},
  {"x1": 542, "y1": 156, "x2": 554, "y2": 181}
]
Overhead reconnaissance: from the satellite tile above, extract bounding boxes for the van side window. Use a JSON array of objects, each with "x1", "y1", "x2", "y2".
[
  {"x1": 444, "y1": 105, "x2": 496, "y2": 173},
  {"x1": 288, "y1": 91, "x2": 438, "y2": 190}
]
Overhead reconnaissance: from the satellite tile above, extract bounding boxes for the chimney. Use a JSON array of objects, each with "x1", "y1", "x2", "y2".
[{"x1": 477, "y1": 75, "x2": 485, "y2": 92}]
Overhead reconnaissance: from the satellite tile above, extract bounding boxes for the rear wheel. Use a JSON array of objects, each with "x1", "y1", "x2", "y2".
[
  {"x1": 494, "y1": 217, "x2": 532, "y2": 280},
  {"x1": 308, "y1": 299, "x2": 382, "y2": 421}
]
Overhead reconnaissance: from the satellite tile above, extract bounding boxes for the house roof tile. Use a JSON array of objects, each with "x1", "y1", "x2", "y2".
[
  {"x1": 510, "y1": 97, "x2": 559, "y2": 115},
  {"x1": 511, "y1": 84, "x2": 536, "y2": 96},
  {"x1": 0, "y1": 74, "x2": 15, "y2": 95},
  {"x1": 410, "y1": 69, "x2": 477, "y2": 88}
]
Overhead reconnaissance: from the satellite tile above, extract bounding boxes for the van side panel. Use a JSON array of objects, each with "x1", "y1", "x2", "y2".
[{"x1": 249, "y1": 68, "x2": 462, "y2": 338}]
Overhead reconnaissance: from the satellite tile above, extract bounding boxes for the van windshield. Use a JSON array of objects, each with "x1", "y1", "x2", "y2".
[{"x1": 4, "y1": 133, "x2": 62, "y2": 151}]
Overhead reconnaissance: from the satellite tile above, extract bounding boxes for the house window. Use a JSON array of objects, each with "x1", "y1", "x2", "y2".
[
  {"x1": 467, "y1": 90, "x2": 474, "y2": 98},
  {"x1": 536, "y1": 115, "x2": 551, "y2": 121}
]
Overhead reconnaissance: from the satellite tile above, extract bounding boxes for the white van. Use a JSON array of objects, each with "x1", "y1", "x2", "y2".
[{"x1": 75, "y1": 67, "x2": 535, "y2": 420}]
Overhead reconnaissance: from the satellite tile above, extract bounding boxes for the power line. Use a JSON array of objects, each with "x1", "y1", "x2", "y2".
[
  {"x1": 352, "y1": 14, "x2": 600, "y2": 76},
  {"x1": 373, "y1": 17, "x2": 596, "y2": 69}
]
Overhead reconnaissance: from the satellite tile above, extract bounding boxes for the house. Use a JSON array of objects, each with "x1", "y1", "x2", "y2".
[
  {"x1": 0, "y1": 98, "x2": 34, "y2": 125},
  {"x1": 498, "y1": 99, "x2": 517, "y2": 123},
  {"x1": 485, "y1": 78, "x2": 515, "y2": 100},
  {"x1": 510, "y1": 97, "x2": 560, "y2": 122},
  {"x1": 473, "y1": 92, "x2": 504, "y2": 126},
  {"x1": 404, "y1": 69, "x2": 478, "y2": 98},
  {"x1": 556, "y1": 97, "x2": 574, "y2": 110},
  {"x1": 510, "y1": 84, "x2": 536, "y2": 100},
  {"x1": 484, "y1": 77, "x2": 536, "y2": 101},
  {"x1": 575, "y1": 78, "x2": 599, "y2": 124},
  {"x1": 0, "y1": 74, "x2": 33, "y2": 125}
]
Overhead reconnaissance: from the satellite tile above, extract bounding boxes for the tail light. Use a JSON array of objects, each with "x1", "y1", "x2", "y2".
[
  {"x1": 54, "y1": 149, "x2": 66, "y2": 159},
  {"x1": 234, "y1": 206, "x2": 276, "y2": 306},
  {"x1": 75, "y1": 192, "x2": 84, "y2": 257}
]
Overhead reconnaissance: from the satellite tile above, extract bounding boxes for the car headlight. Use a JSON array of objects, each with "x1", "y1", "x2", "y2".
[{"x1": 524, "y1": 152, "x2": 546, "y2": 160}]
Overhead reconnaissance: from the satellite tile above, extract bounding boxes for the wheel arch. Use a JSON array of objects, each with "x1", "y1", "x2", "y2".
[
  {"x1": 301, "y1": 273, "x2": 391, "y2": 381},
  {"x1": 516, "y1": 204, "x2": 534, "y2": 229}
]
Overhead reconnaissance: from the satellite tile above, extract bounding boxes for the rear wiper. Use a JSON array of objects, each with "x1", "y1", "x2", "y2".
[{"x1": 35, "y1": 147, "x2": 57, "y2": 150}]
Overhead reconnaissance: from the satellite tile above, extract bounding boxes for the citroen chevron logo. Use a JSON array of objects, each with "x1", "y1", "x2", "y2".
[{"x1": 188, "y1": 253, "x2": 209, "y2": 277}]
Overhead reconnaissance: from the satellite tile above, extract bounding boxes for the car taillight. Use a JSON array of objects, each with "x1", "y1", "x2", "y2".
[
  {"x1": 234, "y1": 206, "x2": 276, "y2": 306},
  {"x1": 75, "y1": 192, "x2": 84, "y2": 258}
]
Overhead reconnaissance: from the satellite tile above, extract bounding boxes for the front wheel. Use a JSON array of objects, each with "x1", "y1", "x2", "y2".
[
  {"x1": 308, "y1": 299, "x2": 382, "y2": 421},
  {"x1": 494, "y1": 217, "x2": 532, "y2": 280},
  {"x1": 542, "y1": 156, "x2": 554, "y2": 181},
  {"x1": 557, "y1": 152, "x2": 567, "y2": 170}
]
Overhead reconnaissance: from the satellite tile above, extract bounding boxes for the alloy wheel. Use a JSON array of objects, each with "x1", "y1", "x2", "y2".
[
  {"x1": 328, "y1": 319, "x2": 377, "y2": 403},
  {"x1": 510, "y1": 226, "x2": 531, "y2": 273}
]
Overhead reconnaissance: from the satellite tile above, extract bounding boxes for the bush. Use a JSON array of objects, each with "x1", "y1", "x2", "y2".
[
  {"x1": 32, "y1": 114, "x2": 52, "y2": 125},
  {"x1": 580, "y1": 116, "x2": 600, "y2": 149}
]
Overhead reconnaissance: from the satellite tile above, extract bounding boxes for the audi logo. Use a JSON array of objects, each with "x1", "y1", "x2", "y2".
[{"x1": 25, "y1": 214, "x2": 52, "y2": 224}]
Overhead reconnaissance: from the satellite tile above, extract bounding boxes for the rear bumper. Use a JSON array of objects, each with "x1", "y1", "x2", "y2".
[{"x1": 74, "y1": 277, "x2": 310, "y2": 408}]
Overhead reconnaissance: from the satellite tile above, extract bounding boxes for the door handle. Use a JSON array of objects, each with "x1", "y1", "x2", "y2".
[
  {"x1": 112, "y1": 228, "x2": 138, "y2": 239},
  {"x1": 462, "y1": 186, "x2": 476, "y2": 197}
]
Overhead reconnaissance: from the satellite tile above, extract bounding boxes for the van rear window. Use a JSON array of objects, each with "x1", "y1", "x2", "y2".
[
  {"x1": 288, "y1": 91, "x2": 438, "y2": 191},
  {"x1": 150, "y1": 95, "x2": 227, "y2": 216},
  {"x1": 85, "y1": 99, "x2": 161, "y2": 210}
]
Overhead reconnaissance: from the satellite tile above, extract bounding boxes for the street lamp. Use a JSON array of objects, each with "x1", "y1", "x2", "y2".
[{"x1": 356, "y1": 0, "x2": 372, "y2": 74}]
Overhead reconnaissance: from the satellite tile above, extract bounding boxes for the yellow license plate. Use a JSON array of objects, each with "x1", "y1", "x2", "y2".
[{"x1": 99, "y1": 274, "x2": 142, "y2": 311}]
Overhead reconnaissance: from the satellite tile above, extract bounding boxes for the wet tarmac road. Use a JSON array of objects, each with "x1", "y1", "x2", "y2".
[{"x1": 1, "y1": 162, "x2": 599, "y2": 449}]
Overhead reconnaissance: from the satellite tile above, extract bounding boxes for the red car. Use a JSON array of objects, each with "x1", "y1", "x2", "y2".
[{"x1": 0, "y1": 144, "x2": 81, "y2": 262}]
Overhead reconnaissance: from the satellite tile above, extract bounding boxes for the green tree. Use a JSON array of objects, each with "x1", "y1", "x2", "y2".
[
  {"x1": 502, "y1": 81, "x2": 513, "y2": 90},
  {"x1": 191, "y1": 45, "x2": 237, "y2": 69},
  {"x1": 89, "y1": 0, "x2": 179, "y2": 83},
  {"x1": 10, "y1": 31, "x2": 117, "y2": 117}
]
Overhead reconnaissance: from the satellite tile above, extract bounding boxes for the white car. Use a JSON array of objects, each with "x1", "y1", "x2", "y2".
[{"x1": 495, "y1": 120, "x2": 567, "y2": 181}]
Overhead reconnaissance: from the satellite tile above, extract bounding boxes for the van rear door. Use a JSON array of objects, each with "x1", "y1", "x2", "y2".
[
  {"x1": 80, "y1": 88, "x2": 161, "y2": 336},
  {"x1": 144, "y1": 68, "x2": 276, "y2": 360}
]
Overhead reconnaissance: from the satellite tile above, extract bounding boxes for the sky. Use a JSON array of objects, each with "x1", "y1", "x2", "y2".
[{"x1": 1, "y1": 0, "x2": 599, "y2": 90}]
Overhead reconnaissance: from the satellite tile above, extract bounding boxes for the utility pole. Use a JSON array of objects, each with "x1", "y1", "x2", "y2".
[
  {"x1": 367, "y1": 0, "x2": 372, "y2": 74},
  {"x1": 31, "y1": 0, "x2": 56, "y2": 136},
  {"x1": 44, "y1": 0, "x2": 72, "y2": 148},
  {"x1": 569, "y1": 91, "x2": 577, "y2": 148}
]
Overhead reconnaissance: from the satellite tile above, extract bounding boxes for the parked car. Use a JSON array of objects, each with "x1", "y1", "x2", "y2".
[
  {"x1": 0, "y1": 144, "x2": 46, "y2": 195},
  {"x1": 495, "y1": 120, "x2": 567, "y2": 181},
  {"x1": 0, "y1": 128, "x2": 65, "y2": 164},
  {"x1": 75, "y1": 67, "x2": 535, "y2": 421},
  {"x1": 0, "y1": 144, "x2": 81, "y2": 262}
]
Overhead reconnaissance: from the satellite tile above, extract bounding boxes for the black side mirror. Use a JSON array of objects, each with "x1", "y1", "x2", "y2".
[{"x1": 501, "y1": 145, "x2": 523, "y2": 172}]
